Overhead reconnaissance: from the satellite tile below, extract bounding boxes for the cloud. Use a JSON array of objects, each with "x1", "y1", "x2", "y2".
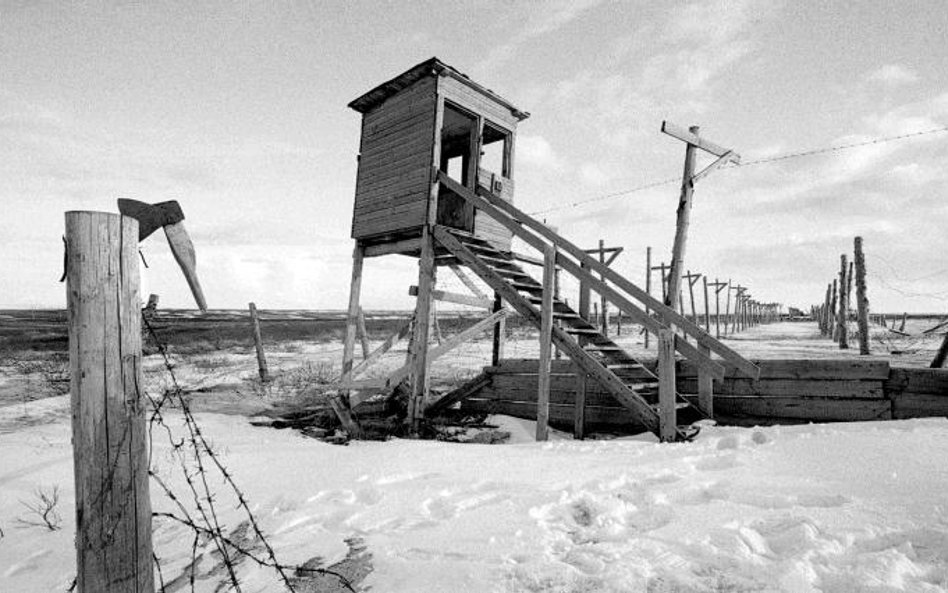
[
  {"x1": 478, "y1": 0, "x2": 604, "y2": 73},
  {"x1": 517, "y1": 134, "x2": 562, "y2": 169},
  {"x1": 866, "y1": 64, "x2": 919, "y2": 86}
]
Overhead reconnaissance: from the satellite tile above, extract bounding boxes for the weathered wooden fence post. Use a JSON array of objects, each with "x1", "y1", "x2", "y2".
[
  {"x1": 854, "y1": 236, "x2": 870, "y2": 355},
  {"x1": 249, "y1": 302, "x2": 270, "y2": 382},
  {"x1": 65, "y1": 211, "x2": 154, "y2": 593},
  {"x1": 837, "y1": 254, "x2": 849, "y2": 349},
  {"x1": 657, "y1": 329, "x2": 677, "y2": 442}
]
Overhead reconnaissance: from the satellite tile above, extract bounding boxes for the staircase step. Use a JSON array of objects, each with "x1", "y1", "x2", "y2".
[
  {"x1": 511, "y1": 282, "x2": 543, "y2": 294},
  {"x1": 565, "y1": 328, "x2": 600, "y2": 335},
  {"x1": 607, "y1": 363, "x2": 646, "y2": 370},
  {"x1": 552, "y1": 312, "x2": 582, "y2": 321},
  {"x1": 481, "y1": 255, "x2": 518, "y2": 267},
  {"x1": 583, "y1": 344, "x2": 623, "y2": 351},
  {"x1": 493, "y1": 268, "x2": 531, "y2": 279}
]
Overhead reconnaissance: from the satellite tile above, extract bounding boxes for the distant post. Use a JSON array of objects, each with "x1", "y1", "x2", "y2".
[
  {"x1": 65, "y1": 211, "x2": 154, "y2": 593},
  {"x1": 854, "y1": 236, "x2": 870, "y2": 354},
  {"x1": 644, "y1": 247, "x2": 651, "y2": 348},
  {"x1": 249, "y1": 302, "x2": 270, "y2": 382},
  {"x1": 837, "y1": 255, "x2": 849, "y2": 349}
]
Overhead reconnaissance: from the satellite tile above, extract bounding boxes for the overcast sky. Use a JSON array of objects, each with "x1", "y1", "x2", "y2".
[{"x1": 2, "y1": 1, "x2": 947, "y2": 313}]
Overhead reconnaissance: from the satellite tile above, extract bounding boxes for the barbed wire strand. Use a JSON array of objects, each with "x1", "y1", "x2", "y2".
[
  {"x1": 531, "y1": 124, "x2": 948, "y2": 216},
  {"x1": 141, "y1": 314, "x2": 356, "y2": 592}
]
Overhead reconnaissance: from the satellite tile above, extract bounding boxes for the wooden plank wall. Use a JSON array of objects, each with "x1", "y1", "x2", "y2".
[
  {"x1": 352, "y1": 76, "x2": 437, "y2": 240},
  {"x1": 460, "y1": 359, "x2": 948, "y2": 432}
]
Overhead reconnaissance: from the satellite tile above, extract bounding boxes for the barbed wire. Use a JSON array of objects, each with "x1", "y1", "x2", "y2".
[
  {"x1": 531, "y1": 124, "x2": 948, "y2": 217},
  {"x1": 140, "y1": 314, "x2": 356, "y2": 592}
]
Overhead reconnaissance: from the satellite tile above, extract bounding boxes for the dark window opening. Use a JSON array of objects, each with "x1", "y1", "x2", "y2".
[
  {"x1": 440, "y1": 102, "x2": 477, "y2": 186},
  {"x1": 480, "y1": 122, "x2": 510, "y2": 179}
]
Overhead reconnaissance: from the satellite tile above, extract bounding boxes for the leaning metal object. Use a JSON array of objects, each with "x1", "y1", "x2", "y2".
[{"x1": 118, "y1": 198, "x2": 207, "y2": 312}]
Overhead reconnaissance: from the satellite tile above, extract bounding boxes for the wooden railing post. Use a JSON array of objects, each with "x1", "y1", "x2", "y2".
[
  {"x1": 536, "y1": 243, "x2": 557, "y2": 441},
  {"x1": 657, "y1": 329, "x2": 677, "y2": 442},
  {"x1": 65, "y1": 211, "x2": 154, "y2": 593}
]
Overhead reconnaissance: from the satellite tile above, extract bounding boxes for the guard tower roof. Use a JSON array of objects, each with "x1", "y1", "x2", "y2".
[{"x1": 347, "y1": 56, "x2": 530, "y2": 121}]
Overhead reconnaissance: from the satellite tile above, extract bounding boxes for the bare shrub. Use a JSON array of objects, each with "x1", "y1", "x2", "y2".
[{"x1": 18, "y1": 485, "x2": 62, "y2": 531}]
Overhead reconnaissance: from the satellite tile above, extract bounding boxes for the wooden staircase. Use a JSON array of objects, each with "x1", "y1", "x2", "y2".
[{"x1": 435, "y1": 227, "x2": 705, "y2": 440}]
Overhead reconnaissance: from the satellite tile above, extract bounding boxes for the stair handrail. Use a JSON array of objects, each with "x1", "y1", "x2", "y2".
[{"x1": 435, "y1": 169, "x2": 760, "y2": 380}]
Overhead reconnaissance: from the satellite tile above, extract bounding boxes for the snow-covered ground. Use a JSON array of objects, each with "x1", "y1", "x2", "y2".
[{"x1": 3, "y1": 396, "x2": 948, "y2": 592}]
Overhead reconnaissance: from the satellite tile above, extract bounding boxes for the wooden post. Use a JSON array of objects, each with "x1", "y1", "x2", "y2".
[
  {"x1": 536, "y1": 243, "x2": 557, "y2": 442},
  {"x1": 837, "y1": 255, "x2": 849, "y2": 349},
  {"x1": 342, "y1": 244, "x2": 365, "y2": 382},
  {"x1": 900, "y1": 312, "x2": 907, "y2": 333},
  {"x1": 657, "y1": 329, "x2": 677, "y2": 442},
  {"x1": 249, "y1": 302, "x2": 270, "y2": 382},
  {"x1": 854, "y1": 236, "x2": 871, "y2": 355},
  {"x1": 491, "y1": 292, "x2": 505, "y2": 366},
  {"x1": 356, "y1": 307, "x2": 371, "y2": 357},
  {"x1": 665, "y1": 126, "x2": 699, "y2": 313},
  {"x1": 686, "y1": 271, "x2": 698, "y2": 322},
  {"x1": 644, "y1": 247, "x2": 651, "y2": 349},
  {"x1": 723, "y1": 280, "x2": 732, "y2": 335},
  {"x1": 65, "y1": 211, "x2": 154, "y2": 593},
  {"x1": 598, "y1": 239, "x2": 608, "y2": 336},
  {"x1": 408, "y1": 227, "x2": 436, "y2": 430},
  {"x1": 702, "y1": 275, "x2": 711, "y2": 333},
  {"x1": 830, "y1": 279, "x2": 838, "y2": 340},
  {"x1": 822, "y1": 283, "x2": 832, "y2": 336}
]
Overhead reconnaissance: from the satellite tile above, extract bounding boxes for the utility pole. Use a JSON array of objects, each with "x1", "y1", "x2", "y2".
[{"x1": 661, "y1": 121, "x2": 740, "y2": 315}]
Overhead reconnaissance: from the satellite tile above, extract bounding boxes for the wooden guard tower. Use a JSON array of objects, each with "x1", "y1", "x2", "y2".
[
  {"x1": 342, "y1": 57, "x2": 529, "y2": 428},
  {"x1": 340, "y1": 58, "x2": 761, "y2": 441},
  {"x1": 348, "y1": 57, "x2": 529, "y2": 252}
]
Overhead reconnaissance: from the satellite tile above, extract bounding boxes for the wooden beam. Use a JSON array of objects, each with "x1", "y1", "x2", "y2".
[
  {"x1": 448, "y1": 263, "x2": 487, "y2": 298},
  {"x1": 536, "y1": 243, "x2": 556, "y2": 441},
  {"x1": 337, "y1": 315, "x2": 413, "y2": 384},
  {"x1": 661, "y1": 120, "x2": 741, "y2": 162},
  {"x1": 342, "y1": 243, "x2": 365, "y2": 397},
  {"x1": 425, "y1": 372, "x2": 493, "y2": 416},
  {"x1": 409, "y1": 285, "x2": 492, "y2": 309},
  {"x1": 658, "y1": 329, "x2": 677, "y2": 442},
  {"x1": 363, "y1": 236, "x2": 422, "y2": 258}
]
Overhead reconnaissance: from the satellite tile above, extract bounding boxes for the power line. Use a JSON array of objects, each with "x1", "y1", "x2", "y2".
[
  {"x1": 731, "y1": 124, "x2": 948, "y2": 167},
  {"x1": 531, "y1": 124, "x2": 948, "y2": 217},
  {"x1": 530, "y1": 176, "x2": 679, "y2": 216}
]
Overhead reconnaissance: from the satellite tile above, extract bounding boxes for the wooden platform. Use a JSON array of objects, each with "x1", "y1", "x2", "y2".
[{"x1": 457, "y1": 358, "x2": 948, "y2": 433}]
